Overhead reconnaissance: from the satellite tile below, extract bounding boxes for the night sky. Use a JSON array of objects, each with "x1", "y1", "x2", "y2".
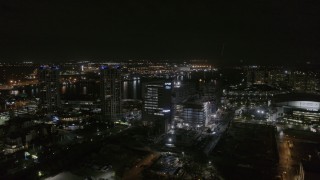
[{"x1": 1, "y1": 0, "x2": 320, "y2": 64}]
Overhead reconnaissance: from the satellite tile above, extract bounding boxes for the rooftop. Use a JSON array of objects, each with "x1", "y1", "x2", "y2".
[{"x1": 274, "y1": 93, "x2": 320, "y2": 103}]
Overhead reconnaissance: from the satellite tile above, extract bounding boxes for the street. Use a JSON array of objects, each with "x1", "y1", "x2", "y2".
[
  {"x1": 122, "y1": 152, "x2": 160, "y2": 180},
  {"x1": 277, "y1": 132, "x2": 296, "y2": 180}
]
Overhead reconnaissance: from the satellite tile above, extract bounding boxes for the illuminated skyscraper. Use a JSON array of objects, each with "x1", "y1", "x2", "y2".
[
  {"x1": 100, "y1": 65, "x2": 122, "y2": 123},
  {"x1": 38, "y1": 66, "x2": 61, "y2": 112},
  {"x1": 142, "y1": 79, "x2": 173, "y2": 134}
]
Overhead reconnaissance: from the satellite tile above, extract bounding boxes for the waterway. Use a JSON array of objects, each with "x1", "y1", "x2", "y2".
[{"x1": 1, "y1": 79, "x2": 142, "y2": 101}]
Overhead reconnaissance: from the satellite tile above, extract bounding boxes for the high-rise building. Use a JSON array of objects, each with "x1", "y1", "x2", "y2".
[
  {"x1": 182, "y1": 101, "x2": 213, "y2": 128},
  {"x1": 38, "y1": 66, "x2": 61, "y2": 112},
  {"x1": 142, "y1": 79, "x2": 173, "y2": 134},
  {"x1": 100, "y1": 65, "x2": 122, "y2": 123}
]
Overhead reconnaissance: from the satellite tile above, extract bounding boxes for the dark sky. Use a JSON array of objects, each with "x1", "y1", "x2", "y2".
[{"x1": 0, "y1": 0, "x2": 320, "y2": 64}]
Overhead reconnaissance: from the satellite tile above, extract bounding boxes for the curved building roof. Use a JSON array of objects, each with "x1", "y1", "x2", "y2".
[{"x1": 273, "y1": 93, "x2": 320, "y2": 103}]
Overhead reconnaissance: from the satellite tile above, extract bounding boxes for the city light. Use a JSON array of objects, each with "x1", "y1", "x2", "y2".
[
  {"x1": 1, "y1": 1, "x2": 320, "y2": 179},
  {"x1": 0, "y1": 54, "x2": 320, "y2": 180}
]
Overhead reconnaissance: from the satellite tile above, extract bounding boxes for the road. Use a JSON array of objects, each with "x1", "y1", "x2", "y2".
[
  {"x1": 277, "y1": 131, "x2": 297, "y2": 180},
  {"x1": 122, "y1": 152, "x2": 160, "y2": 180}
]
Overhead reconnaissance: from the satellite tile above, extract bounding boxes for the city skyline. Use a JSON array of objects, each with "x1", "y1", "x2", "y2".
[
  {"x1": 0, "y1": 61, "x2": 320, "y2": 179},
  {"x1": 1, "y1": 1, "x2": 320, "y2": 179}
]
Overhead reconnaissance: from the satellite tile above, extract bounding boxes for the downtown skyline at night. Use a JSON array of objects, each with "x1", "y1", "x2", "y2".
[{"x1": 1, "y1": 1, "x2": 320, "y2": 180}]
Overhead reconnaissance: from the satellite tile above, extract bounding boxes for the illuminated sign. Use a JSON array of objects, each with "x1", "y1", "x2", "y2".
[
  {"x1": 165, "y1": 82, "x2": 172, "y2": 89},
  {"x1": 51, "y1": 116, "x2": 60, "y2": 122}
]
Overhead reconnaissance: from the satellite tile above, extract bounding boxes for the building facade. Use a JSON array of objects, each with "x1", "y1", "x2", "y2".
[
  {"x1": 182, "y1": 101, "x2": 213, "y2": 128},
  {"x1": 38, "y1": 66, "x2": 61, "y2": 112},
  {"x1": 142, "y1": 79, "x2": 173, "y2": 134},
  {"x1": 100, "y1": 65, "x2": 122, "y2": 123},
  {"x1": 273, "y1": 94, "x2": 320, "y2": 126}
]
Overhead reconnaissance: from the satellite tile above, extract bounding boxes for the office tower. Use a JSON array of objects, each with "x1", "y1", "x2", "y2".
[
  {"x1": 38, "y1": 66, "x2": 61, "y2": 112},
  {"x1": 100, "y1": 65, "x2": 122, "y2": 123},
  {"x1": 142, "y1": 79, "x2": 173, "y2": 134},
  {"x1": 182, "y1": 101, "x2": 212, "y2": 128}
]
